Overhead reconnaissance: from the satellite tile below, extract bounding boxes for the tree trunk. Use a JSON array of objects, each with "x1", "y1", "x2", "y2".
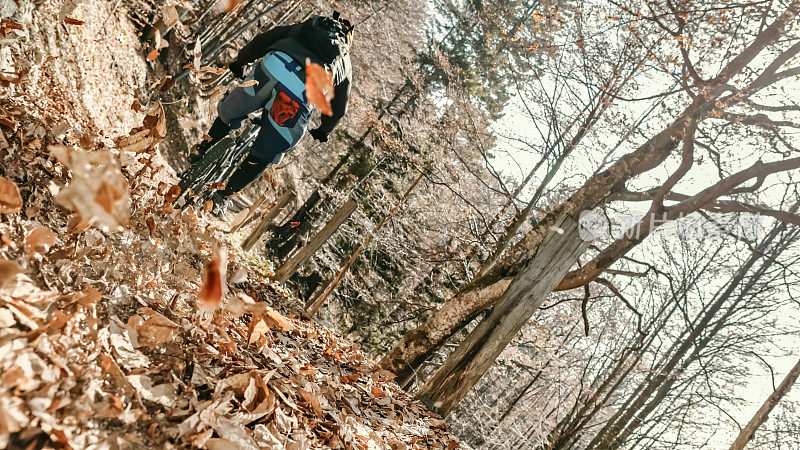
[
  {"x1": 272, "y1": 197, "x2": 358, "y2": 283},
  {"x1": 305, "y1": 170, "x2": 425, "y2": 315},
  {"x1": 416, "y1": 214, "x2": 590, "y2": 414},
  {"x1": 729, "y1": 358, "x2": 800, "y2": 450},
  {"x1": 585, "y1": 215, "x2": 795, "y2": 449},
  {"x1": 380, "y1": 276, "x2": 513, "y2": 388},
  {"x1": 241, "y1": 190, "x2": 294, "y2": 252}
]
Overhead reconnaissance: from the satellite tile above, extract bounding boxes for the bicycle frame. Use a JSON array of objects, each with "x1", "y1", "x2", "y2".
[{"x1": 174, "y1": 119, "x2": 261, "y2": 209}]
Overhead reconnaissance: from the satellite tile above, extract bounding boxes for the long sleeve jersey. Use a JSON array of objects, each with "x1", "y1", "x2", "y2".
[{"x1": 232, "y1": 19, "x2": 353, "y2": 136}]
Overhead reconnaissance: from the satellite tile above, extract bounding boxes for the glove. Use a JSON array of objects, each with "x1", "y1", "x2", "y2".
[
  {"x1": 309, "y1": 128, "x2": 329, "y2": 143},
  {"x1": 229, "y1": 62, "x2": 244, "y2": 79}
]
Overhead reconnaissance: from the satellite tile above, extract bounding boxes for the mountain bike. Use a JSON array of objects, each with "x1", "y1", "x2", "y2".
[{"x1": 173, "y1": 116, "x2": 262, "y2": 210}]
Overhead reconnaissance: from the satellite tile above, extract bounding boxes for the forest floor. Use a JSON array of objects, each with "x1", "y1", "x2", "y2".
[{"x1": 0, "y1": 1, "x2": 458, "y2": 449}]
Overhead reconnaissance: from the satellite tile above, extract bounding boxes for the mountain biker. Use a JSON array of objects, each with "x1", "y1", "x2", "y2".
[{"x1": 191, "y1": 12, "x2": 355, "y2": 216}]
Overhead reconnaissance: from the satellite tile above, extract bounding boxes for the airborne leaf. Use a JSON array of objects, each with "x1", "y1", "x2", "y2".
[
  {"x1": 0, "y1": 177, "x2": 22, "y2": 214},
  {"x1": 199, "y1": 248, "x2": 227, "y2": 309},
  {"x1": 304, "y1": 61, "x2": 334, "y2": 116}
]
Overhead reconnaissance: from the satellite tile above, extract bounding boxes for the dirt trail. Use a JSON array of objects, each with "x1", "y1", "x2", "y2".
[{"x1": 0, "y1": 1, "x2": 458, "y2": 448}]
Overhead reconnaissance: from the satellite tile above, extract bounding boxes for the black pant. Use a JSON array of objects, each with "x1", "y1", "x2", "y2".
[{"x1": 220, "y1": 154, "x2": 270, "y2": 197}]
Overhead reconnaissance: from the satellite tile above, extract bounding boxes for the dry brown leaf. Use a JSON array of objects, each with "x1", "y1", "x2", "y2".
[
  {"x1": 248, "y1": 316, "x2": 269, "y2": 345},
  {"x1": 74, "y1": 286, "x2": 101, "y2": 307},
  {"x1": 155, "y1": 76, "x2": 175, "y2": 92},
  {"x1": 131, "y1": 99, "x2": 142, "y2": 111},
  {"x1": 370, "y1": 386, "x2": 387, "y2": 398},
  {"x1": 49, "y1": 145, "x2": 130, "y2": 230},
  {"x1": 143, "y1": 102, "x2": 167, "y2": 139},
  {"x1": 199, "y1": 248, "x2": 227, "y2": 309},
  {"x1": 238, "y1": 79, "x2": 259, "y2": 88},
  {"x1": 64, "y1": 17, "x2": 84, "y2": 26},
  {"x1": 0, "y1": 19, "x2": 23, "y2": 37},
  {"x1": 198, "y1": 66, "x2": 227, "y2": 76},
  {"x1": 66, "y1": 213, "x2": 90, "y2": 235},
  {"x1": 127, "y1": 374, "x2": 177, "y2": 407},
  {"x1": 164, "y1": 184, "x2": 181, "y2": 202},
  {"x1": 162, "y1": 5, "x2": 180, "y2": 26},
  {"x1": 222, "y1": 0, "x2": 246, "y2": 12},
  {"x1": 224, "y1": 293, "x2": 267, "y2": 317},
  {"x1": 0, "y1": 177, "x2": 22, "y2": 214},
  {"x1": 25, "y1": 226, "x2": 56, "y2": 257},
  {"x1": 298, "y1": 389, "x2": 323, "y2": 417},
  {"x1": 94, "y1": 181, "x2": 125, "y2": 215},
  {"x1": 0, "y1": 260, "x2": 21, "y2": 288},
  {"x1": 147, "y1": 49, "x2": 160, "y2": 61},
  {"x1": 117, "y1": 129, "x2": 154, "y2": 154},
  {"x1": 129, "y1": 307, "x2": 179, "y2": 347},
  {"x1": 145, "y1": 216, "x2": 156, "y2": 237},
  {"x1": 264, "y1": 308, "x2": 294, "y2": 332},
  {"x1": 305, "y1": 61, "x2": 334, "y2": 116}
]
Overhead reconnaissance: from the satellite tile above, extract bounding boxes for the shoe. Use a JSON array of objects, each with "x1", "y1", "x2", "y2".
[
  {"x1": 188, "y1": 140, "x2": 213, "y2": 166},
  {"x1": 210, "y1": 192, "x2": 229, "y2": 219}
]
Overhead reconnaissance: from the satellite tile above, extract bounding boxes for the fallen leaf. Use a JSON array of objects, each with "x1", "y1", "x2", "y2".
[
  {"x1": 129, "y1": 307, "x2": 179, "y2": 347},
  {"x1": 127, "y1": 375, "x2": 177, "y2": 407},
  {"x1": 305, "y1": 61, "x2": 334, "y2": 116},
  {"x1": 238, "y1": 79, "x2": 259, "y2": 88},
  {"x1": 199, "y1": 248, "x2": 227, "y2": 309},
  {"x1": 131, "y1": 99, "x2": 142, "y2": 111},
  {"x1": 147, "y1": 49, "x2": 160, "y2": 60},
  {"x1": 25, "y1": 226, "x2": 56, "y2": 257},
  {"x1": 299, "y1": 389, "x2": 323, "y2": 417},
  {"x1": 155, "y1": 76, "x2": 175, "y2": 92},
  {"x1": 0, "y1": 260, "x2": 21, "y2": 288},
  {"x1": 370, "y1": 386, "x2": 387, "y2": 398},
  {"x1": 0, "y1": 177, "x2": 22, "y2": 214},
  {"x1": 66, "y1": 213, "x2": 90, "y2": 235},
  {"x1": 0, "y1": 19, "x2": 23, "y2": 38},
  {"x1": 263, "y1": 308, "x2": 294, "y2": 332},
  {"x1": 164, "y1": 184, "x2": 181, "y2": 202},
  {"x1": 74, "y1": 287, "x2": 101, "y2": 307},
  {"x1": 64, "y1": 17, "x2": 84, "y2": 25},
  {"x1": 145, "y1": 216, "x2": 156, "y2": 237},
  {"x1": 224, "y1": 293, "x2": 267, "y2": 317},
  {"x1": 143, "y1": 102, "x2": 167, "y2": 139},
  {"x1": 222, "y1": 0, "x2": 245, "y2": 12},
  {"x1": 198, "y1": 66, "x2": 226, "y2": 76},
  {"x1": 162, "y1": 5, "x2": 180, "y2": 26}
]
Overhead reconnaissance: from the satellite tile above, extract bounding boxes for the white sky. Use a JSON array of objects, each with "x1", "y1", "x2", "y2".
[{"x1": 488, "y1": 69, "x2": 800, "y2": 448}]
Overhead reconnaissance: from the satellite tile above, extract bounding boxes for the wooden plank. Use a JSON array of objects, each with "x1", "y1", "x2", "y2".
[
  {"x1": 241, "y1": 190, "x2": 294, "y2": 252},
  {"x1": 272, "y1": 197, "x2": 358, "y2": 284},
  {"x1": 229, "y1": 193, "x2": 267, "y2": 233}
]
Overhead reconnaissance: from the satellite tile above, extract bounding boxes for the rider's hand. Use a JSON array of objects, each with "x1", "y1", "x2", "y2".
[
  {"x1": 229, "y1": 62, "x2": 245, "y2": 79},
  {"x1": 309, "y1": 128, "x2": 329, "y2": 143}
]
